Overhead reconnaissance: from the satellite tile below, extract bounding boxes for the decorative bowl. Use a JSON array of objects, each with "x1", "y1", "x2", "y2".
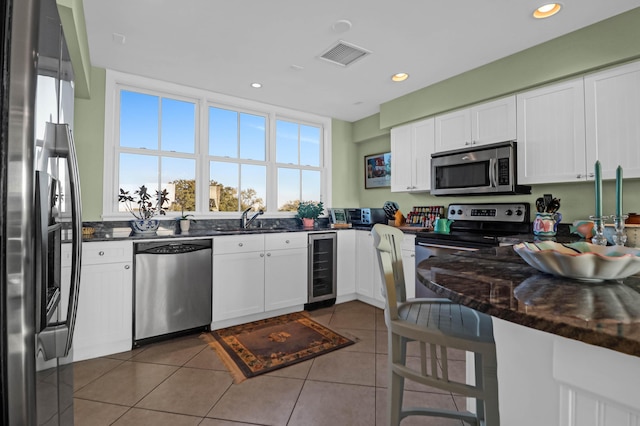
[
  {"x1": 130, "y1": 219, "x2": 160, "y2": 234},
  {"x1": 603, "y1": 224, "x2": 640, "y2": 247},
  {"x1": 513, "y1": 241, "x2": 640, "y2": 282}
]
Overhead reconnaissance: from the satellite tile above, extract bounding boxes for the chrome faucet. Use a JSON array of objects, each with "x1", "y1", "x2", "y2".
[{"x1": 241, "y1": 207, "x2": 264, "y2": 228}]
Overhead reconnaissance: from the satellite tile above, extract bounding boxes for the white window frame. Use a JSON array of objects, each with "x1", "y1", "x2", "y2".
[{"x1": 102, "y1": 70, "x2": 332, "y2": 220}]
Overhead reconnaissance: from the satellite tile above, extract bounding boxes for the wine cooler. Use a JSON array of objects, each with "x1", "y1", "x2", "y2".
[{"x1": 306, "y1": 232, "x2": 337, "y2": 309}]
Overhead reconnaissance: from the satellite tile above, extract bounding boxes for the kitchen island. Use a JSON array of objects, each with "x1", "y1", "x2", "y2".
[{"x1": 416, "y1": 247, "x2": 640, "y2": 426}]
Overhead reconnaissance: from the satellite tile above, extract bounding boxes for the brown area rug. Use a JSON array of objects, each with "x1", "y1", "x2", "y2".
[{"x1": 201, "y1": 312, "x2": 355, "y2": 383}]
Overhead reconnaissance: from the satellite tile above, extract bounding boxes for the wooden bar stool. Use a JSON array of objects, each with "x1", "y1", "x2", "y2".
[{"x1": 372, "y1": 224, "x2": 500, "y2": 426}]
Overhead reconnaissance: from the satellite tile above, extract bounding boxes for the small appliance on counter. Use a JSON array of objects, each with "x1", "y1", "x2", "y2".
[{"x1": 343, "y1": 208, "x2": 388, "y2": 226}]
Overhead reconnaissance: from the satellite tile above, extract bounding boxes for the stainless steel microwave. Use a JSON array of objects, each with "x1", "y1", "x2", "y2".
[{"x1": 430, "y1": 141, "x2": 531, "y2": 196}]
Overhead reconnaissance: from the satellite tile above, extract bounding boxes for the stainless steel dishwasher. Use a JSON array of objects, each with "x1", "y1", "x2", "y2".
[{"x1": 134, "y1": 239, "x2": 212, "y2": 346}]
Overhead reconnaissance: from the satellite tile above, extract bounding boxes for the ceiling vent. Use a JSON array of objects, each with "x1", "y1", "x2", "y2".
[{"x1": 319, "y1": 40, "x2": 371, "y2": 67}]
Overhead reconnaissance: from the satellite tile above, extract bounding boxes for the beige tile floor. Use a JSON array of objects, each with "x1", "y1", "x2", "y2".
[{"x1": 73, "y1": 301, "x2": 469, "y2": 425}]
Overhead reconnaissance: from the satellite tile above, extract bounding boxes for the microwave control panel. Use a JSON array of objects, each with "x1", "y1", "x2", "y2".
[{"x1": 497, "y1": 158, "x2": 511, "y2": 185}]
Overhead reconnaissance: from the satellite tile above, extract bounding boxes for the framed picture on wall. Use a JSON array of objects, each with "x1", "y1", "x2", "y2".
[{"x1": 364, "y1": 152, "x2": 391, "y2": 189}]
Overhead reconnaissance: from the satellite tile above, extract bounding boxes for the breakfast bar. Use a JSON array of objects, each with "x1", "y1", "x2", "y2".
[{"x1": 416, "y1": 247, "x2": 640, "y2": 426}]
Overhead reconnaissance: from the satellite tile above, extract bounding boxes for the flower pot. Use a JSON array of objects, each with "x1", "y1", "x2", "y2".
[
  {"x1": 302, "y1": 218, "x2": 315, "y2": 229},
  {"x1": 130, "y1": 219, "x2": 160, "y2": 234},
  {"x1": 179, "y1": 219, "x2": 190, "y2": 232}
]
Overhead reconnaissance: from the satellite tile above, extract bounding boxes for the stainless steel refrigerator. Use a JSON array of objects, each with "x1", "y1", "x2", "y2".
[{"x1": 1, "y1": 0, "x2": 83, "y2": 424}]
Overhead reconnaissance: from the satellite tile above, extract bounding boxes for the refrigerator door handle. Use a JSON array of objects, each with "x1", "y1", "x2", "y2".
[{"x1": 37, "y1": 123, "x2": 83, "y2": 360}]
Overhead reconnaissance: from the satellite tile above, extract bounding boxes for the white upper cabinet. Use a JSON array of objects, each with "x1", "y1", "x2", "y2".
[
  {"x1": 390, "y1": 117, "x2": 434, "y2": 192},
  {"x1": 516, "y1": 78, "x2": 587, "y2": 184},
  {"x1": 435, "y1": 108, "x2": 471, "y2": 152},
  {"x1": 585, "y1": 61, "x2": 640, "y2": 179},
  {"x1": 435, "y1": 96, "x2": 516, "y2": 152},
  {"x1": 471, "y1": 96, "x2": 517, "y2": 145}
]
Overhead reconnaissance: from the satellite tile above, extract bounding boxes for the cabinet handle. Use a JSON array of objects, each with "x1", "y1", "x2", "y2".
[
  {"x1": 124, "y1": 265, "x2": 130, "y2": 269},
  {"x1": 267, "y1": 252, "x2": 271, "y2": 257},
  {"x1": 285, "y1": 240, "x2": 290, "y2": 244},
  {"x1": 260, "y1": 253, "x2": 264, "y2": 257},
  {"x1": 238, "y1": 242, "x2": 243, "y2": 247},
  {"x1": 98, "y1": 251, "x2": 105, "y2": 256},
  {"x1": 588, "y1": 172, "x2": 595, "y2": 177},
  {"x1": 464, "y1": 141, "x2": 471, "y2": 146}
]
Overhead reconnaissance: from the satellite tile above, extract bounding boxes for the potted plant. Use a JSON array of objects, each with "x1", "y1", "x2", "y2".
[
  {"x1": 118, "y1": 185, "x2": 169, "y2": 233},
  {"x1": 176, "y1": 207, "x2": 196, "y2": 233},
  {"x1": 297, "y1": 200, "x2": 324, "y2": 228}
]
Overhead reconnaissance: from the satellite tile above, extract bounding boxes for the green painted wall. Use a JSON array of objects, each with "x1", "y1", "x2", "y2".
[
  {"x1": 74, "y1": 67, "x2": 106, "y2": 220},
  {"x1": 330, "y1": 119, "x2": 360, "y2": 207}
]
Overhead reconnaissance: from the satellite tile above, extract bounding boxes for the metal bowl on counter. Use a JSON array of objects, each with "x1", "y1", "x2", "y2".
[{"x1": 513, "y1": 241, "x2": 640, "y2": 282}]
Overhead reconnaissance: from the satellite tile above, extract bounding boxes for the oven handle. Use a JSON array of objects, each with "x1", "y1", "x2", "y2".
[{"x1": 416, "y1": 241, "x2": 479, "y2": 252}]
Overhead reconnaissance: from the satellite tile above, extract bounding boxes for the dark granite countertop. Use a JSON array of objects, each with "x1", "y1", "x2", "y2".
[
  {"x1": 416, "y1": 246, "x2": 640, "y2": 358},
  {"x1": 74, "y1": 219, "x2": 374, "y2": 242}
]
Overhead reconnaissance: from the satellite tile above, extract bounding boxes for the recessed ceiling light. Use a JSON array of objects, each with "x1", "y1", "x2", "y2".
[
  {"x1": 391, "y1": 73, "x2": 409, "y2": 82},
  {"x1": 332, "y1": 19, "x2": 352, "y2": 33},
  {"x1": 533, "y1": 3, "x2": 562, "y2": 19},
  {"x1": 250, "y1": 82, "x2": 262, "y2": 88}
]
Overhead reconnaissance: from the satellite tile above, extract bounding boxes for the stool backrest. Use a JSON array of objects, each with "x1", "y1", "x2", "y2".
[{"x1": 371, "y1": 223, "x2": 407, "y2": 320}]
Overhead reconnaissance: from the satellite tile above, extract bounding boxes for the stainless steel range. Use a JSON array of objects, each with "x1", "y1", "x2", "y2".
[{"x1": 415, "y1": 202, "x2": 530, "y2": 297}]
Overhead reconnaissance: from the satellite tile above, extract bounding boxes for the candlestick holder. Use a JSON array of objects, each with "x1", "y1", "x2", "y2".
[
  {"x1": 589, "y1": 215, "x2": 608, "y2": 246},
  {"x1": 610, "y1": 214, "x2": 629, "y2": 246}
]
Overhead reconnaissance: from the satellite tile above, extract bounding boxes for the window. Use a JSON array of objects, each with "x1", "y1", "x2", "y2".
[
  {"x1": 275, "y1": 120, "x2": 322, "y2": 211},
  {"x1": 208, "y1": 106, "x2": 267, "y2": 212},
  {"x1": 117, "y1": 90, "x2": 197, "y2": 216},
  {"x1": 103, "y1": 71, "x2": 331, "y2": 220}
]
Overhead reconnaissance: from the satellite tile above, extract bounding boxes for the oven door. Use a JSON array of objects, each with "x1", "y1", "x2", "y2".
[{"x1": 414, "y1": 240, "x2": 480, "y2": 298}]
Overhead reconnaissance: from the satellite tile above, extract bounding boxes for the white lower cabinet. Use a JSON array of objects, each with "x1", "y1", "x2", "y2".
[
  {"x1": 264, "y1": 235, "x2": 308, "y2": 311},
  {"x1": 62, "y1": 241, "x2": 133, "y2": 362},
  {"x1": 212, "y1": 232, "x2": 308, "y2": 327},
  {"x1": 336, "y1": 230, "x2": 356, "y2": 301},
  {"x1": 401, "y1": 233, "x2": 416, "y2": 300},
  {"x1": 494, "y1": 317, "x2": 640, "y2": 426},
  {"x1": 355, "y1": 230, "x2": 385, "y2": 309}
]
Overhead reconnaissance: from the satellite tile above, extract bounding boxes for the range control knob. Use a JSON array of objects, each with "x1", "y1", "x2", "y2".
[
  {"x1": 450, "y1": 209, "x2": 456, "y2": 216},
  {"x1": 457, "y1": 209, "x2": 463, "y2": 215},
  {"x1": 515, "y1": 209, "x2": 523, "y2": 216},
  {"x1": 505, "y1": 209, "x2": 513, "y2": 216}
]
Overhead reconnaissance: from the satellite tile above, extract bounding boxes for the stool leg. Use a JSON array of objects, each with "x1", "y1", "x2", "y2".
[{"x1": 388, "y1": 331, "x2": 406, "y2": 426}]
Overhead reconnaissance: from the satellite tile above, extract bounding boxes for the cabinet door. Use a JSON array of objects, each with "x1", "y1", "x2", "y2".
[
  {"x1": 435, "y1": 108, "x2": 472, "y2": 152},
  {"x1": 517, "y1": 78, "x2": 587, "y2": 184},
  {"x1": 390, "y1": 124, "x2": 414, "y2": 192},
  {"x1": 585, "y1": 61, "x2": 640, "y2": 179},
  {"x1": 212, "y1": 251, "x2": 265, "y2": 321},
  {"x1": 355, "y1": 231, "x2": 385, "y2": 306},
  {"x1": 390, "y1": 119, "x2": 434, "y2": 193},
  {"x1": 412, "y1": 118, "x2": 434, "y2": 191},
  {"x1": 336, "y1": 230, "x2": 356, "y2": 297},
  {"x1": 264, "y1": 247, "x2": 308, "y2": 311},
  {"x1": 471, "y1": 96, "x2": 516, "y2": 145},
  {"x1": 401, "y1": 233, "x2": 416, "y2": 300},
  {"x1": 72, "y1": 262, "x2": 132, "y2": 361}
]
